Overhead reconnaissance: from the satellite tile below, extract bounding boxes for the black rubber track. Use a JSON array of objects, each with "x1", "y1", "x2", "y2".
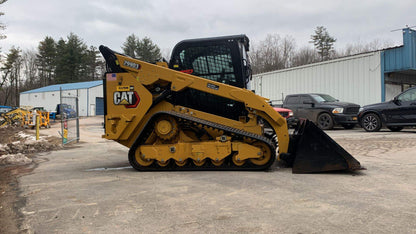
[{"x1": 128, "y1": 111, "x2": 277, "y2": 171}]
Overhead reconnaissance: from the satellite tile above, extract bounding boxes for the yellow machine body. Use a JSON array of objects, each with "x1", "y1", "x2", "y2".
[
  {"x1": 102, "y1": 51, "x2": 289, "y2": 170},
  {"x1": 24, "y1": 110, "x2": 50, "y2": 129},
  {"x1": 99, "y1": 37, "x2": 362, "y2": 173},
  {"x1": 0, "y1": 108, "x2": 29, "y2": 127}
]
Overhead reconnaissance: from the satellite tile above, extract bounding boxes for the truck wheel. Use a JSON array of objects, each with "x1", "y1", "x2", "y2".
[
  {"x1": 361, "y1": 113, "x2": 381, "y2": 132},
  {"x1": 317, "y1": 113, "x2": 334, "y2": 130}
]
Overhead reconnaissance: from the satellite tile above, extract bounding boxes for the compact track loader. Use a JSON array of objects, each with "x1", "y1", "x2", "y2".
[{"x1": 99, "y1": 35, "x2": 362, "y2": 173}]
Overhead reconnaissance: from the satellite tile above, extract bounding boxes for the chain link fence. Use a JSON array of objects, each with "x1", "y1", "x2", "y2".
[{"x1": 60, "y1": 88, "x2": 79, "y2": 145}]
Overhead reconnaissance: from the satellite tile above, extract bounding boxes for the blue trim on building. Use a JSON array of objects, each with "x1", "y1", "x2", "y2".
[
  {"x1": 21, "y1": 80, "x2": 103, "y2": 94},
  {"x1": 87, "y1": 88, "x2": 89, "y2": 116},
  {"x1": 381, "y1": 51, "x2": 385, "y2": 102},
  {"x1": 381, "y1": 28, "x2": 416, "y2": 101},
  {"x1": 383, "y1": 28, "x2": 416, "y2": 73}
]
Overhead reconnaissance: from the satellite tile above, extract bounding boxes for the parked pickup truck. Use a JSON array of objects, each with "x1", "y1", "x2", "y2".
[{"x1": 282, "y1": 93, "x2": 360, "y2": 130}]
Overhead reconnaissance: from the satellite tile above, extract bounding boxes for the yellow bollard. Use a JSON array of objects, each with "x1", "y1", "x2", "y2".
[{"x1": 36, "y1": 114, "x2": 40, "y2": 140}]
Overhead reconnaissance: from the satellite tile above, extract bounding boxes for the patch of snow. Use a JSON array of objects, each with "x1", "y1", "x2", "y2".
[{"x1": 0, "y1": 153, "x2": 32, "y2": 165}]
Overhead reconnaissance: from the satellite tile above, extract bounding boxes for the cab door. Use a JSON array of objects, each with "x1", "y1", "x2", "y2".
[
  {"x1": 298, "y1": 95, "x2": 318, "y2": 121},
  {"x1": 385, "y1": 88, "x2": 416, "y2": 124},
  {"x1": 283, "y1": 95, "x2": 301, "y2": 116}
]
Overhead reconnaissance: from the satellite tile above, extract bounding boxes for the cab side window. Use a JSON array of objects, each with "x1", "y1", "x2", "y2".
[
  {"x1": 300, "y1": 96, "x2": 313, "y2": 104},
  {"x1": 286, "y1": 96, "x2": 299, "y2": 104},
  {"x1": 398, "y1": 88, "x2": 416, "y2": 102},
  {"x1": 178, "y1": 45, "x2": 236, "y2": 85}
]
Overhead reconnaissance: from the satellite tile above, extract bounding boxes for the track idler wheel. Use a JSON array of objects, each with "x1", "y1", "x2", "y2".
[
  {"x1": 249, "y1": 142, "x2": 272, "y2": 166},
  {"x1": 232, "y1": 154, "x2": 246, "y2": 166},
  {"x1": 211, "y1": 158, "x2": 225, "y2": 166},
  {"x1": 134, "y1": 149, "x2": 154, "y2": 167},
  {"x1": 193, "y1": 159, "x2": 206, "y2": 166},
  {"x1": 175, "y1": 159, "x2": 188, "y2": 167},
  {"x1": 157, "y1": 159, "x2": 170, "y2": 167},
  {"x1": 155, "y1": 115, "x2": 178, "y2": 141}
]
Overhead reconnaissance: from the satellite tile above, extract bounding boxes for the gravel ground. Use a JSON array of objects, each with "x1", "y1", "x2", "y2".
[{"x1": 2, "y1": 117, "x2": 416, "y2": 233}]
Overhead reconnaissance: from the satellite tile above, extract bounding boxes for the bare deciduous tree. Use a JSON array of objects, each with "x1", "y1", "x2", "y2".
[
  {"x1": 21, "y1": 49, "x2": 39, "y2": 90},
  {"x1": 250, "y1": 34, "x2": 296, "y2": 74},
  {"x1": 0, "y1": 0, "x2": 7, "y2": 41},
  {"x1": 1, "y1": 47, "x2": 22, "y2": 106},
  {"x1": 292, "y1": 47, "x2": 319, "y2": 67},
  {"x1": 337, "y1": 39, "x2": 393, "y2": 57}
]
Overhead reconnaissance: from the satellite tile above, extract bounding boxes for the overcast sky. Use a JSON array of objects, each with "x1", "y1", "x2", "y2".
[{"x1": 1, "y1": 0, "x2": 415, "y2": 56}]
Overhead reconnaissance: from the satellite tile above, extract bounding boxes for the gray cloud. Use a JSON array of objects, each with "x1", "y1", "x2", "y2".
[{"x1": 1, "y1": 0, "x2": 415, "y2": 54}]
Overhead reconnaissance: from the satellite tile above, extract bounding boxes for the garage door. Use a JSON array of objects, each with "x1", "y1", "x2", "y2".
[{"x1": 96, "y1": 97, "x2": 104, "y2": 115}]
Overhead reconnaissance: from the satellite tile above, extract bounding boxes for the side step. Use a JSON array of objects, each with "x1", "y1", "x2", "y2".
[{"x1": 281, "y1": 119, "x2": 363, "y2": 174}]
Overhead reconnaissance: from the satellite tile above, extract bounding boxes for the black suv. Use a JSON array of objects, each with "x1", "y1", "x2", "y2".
[
  {"x1": 358, "y1": 87, "x2": 416, "y2": 132},
  {"x1": 282, "y1": 93, "x2": 360, "y2": 130}
]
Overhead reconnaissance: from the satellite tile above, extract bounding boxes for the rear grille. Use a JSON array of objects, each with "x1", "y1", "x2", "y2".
[{"x1": 344, "y1": 107, "x2": 360, "y2": 114}]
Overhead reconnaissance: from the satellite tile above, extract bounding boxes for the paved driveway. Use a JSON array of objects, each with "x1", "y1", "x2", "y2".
[{"x1": 18, "y1": 118, "x2": 416, "y2": 233}]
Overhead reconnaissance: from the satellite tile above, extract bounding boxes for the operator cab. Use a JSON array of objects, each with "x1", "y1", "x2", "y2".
[
  {"x1": 169, "y1": 35, "x2": 251, "y2": 89},
  {"x1": 168, "y1": 35, "x2": 252, "y2": 121}
]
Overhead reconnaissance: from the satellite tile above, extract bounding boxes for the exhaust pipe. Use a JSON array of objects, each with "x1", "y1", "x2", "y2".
[{"x1": 281, "y1": 119, "x2": 363, "y2": 174}]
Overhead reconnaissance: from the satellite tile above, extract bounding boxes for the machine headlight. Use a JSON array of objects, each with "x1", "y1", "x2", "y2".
[
  {"x1": 359, "y1": 107, "x2": 364, "y2": 112},
  {"x1": 289, "y1": 111, "x2": 294, "y2": 117},
  {"x1": 332, "y1": 108, "x2": 344, "y2": 114}
]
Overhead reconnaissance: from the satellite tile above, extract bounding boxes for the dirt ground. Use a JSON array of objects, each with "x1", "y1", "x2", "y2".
[
  {"x1": 1, "y1": 117, "x2": 416, "y2": 233},
  {"x1": 0, "y1": 124, "x2": 62, "y2": 234}
]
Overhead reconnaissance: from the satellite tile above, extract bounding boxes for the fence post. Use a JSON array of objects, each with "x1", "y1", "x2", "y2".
[
  {"x1": 60, "y1": 87, "x2": 64, "y2": 145},
  {"x1": 36, "y1": 113, "x2": 39, "y2": 140},
  {"x1": 76, "y1": 94, "x2": 80, "y2": 143}
]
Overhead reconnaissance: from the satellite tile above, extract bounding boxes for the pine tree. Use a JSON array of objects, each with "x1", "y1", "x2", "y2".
[
  {"x1": 121, "y1": 34, "x2": 162, "y2": 63},
  {"x1": 54, "y1": 33, "x2": 88, "y2": 83},
  {"x1": 84, "y1": 46, "x2": 101, "y2": 80},
  {"x1": 136, "y1": 37, "x2": 162, "y2": 63},
  {"x1": 55, "y1": 38, "x2": 69, "y2": 84},
  {"x1": 310, "y1": 26, "x2": 336, "y2": 61},
  {"x1": 122, "y1": 34, "x2": 139, "y2": 58},
  {"x1": 37, "y1": 36, "x2": 57, "y2": 86}
]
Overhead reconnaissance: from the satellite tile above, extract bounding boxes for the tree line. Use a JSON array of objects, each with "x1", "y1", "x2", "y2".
[
  {"x1": 250, "y1": 26, "x2": 389, "y2": 74},
  {"x1": 0, "y1": 33, "x2": 105, "y2": 106},
  {"x1": 0, "y1": 28, "x2": 389, "y2": 106},
  {"x1": 0, "y1": 32, "x2": 162, "y2": 106},
  {"x1": 0, "y1": 0, "x2": 164, "y2": 106}
]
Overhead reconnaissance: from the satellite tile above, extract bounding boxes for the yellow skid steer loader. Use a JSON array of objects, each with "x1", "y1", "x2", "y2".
[{"x1": 99, "y1": 35, "x2": 362, "y2": 173}]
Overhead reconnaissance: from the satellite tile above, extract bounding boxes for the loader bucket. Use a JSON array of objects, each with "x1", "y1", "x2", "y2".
[{"x1": 282, "y1": 119, "x2": 363, "y2": 174}]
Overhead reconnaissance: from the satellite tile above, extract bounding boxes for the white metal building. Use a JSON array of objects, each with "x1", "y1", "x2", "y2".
[
  {"x1": 20, "y1": 80, "x2": 104, "y2": 116},
  {"x1": 252, "y1": 28, "x2": 416, "y2": 106}
]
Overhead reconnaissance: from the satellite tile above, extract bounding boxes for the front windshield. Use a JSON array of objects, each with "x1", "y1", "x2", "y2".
[{"x1": 311, "y1": 94, "x2": 338, "y2": 103}]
